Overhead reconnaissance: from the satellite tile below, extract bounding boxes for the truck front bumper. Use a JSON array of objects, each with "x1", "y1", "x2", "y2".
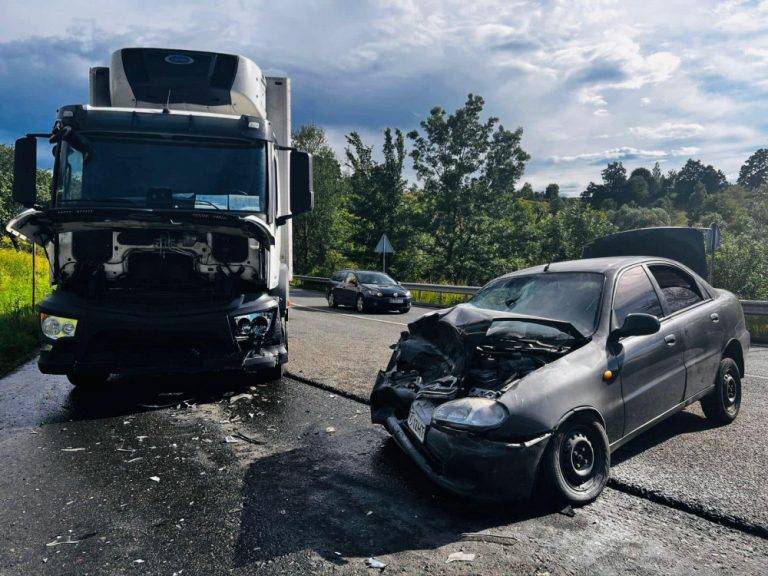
[{"x1": 37, "y1": 291, "x2": 287, "y2": 376}]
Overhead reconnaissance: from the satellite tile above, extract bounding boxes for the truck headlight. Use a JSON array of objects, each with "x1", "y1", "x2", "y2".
[
  {"x1": 432, "y1": 398, "x2": 508, "y2": 430},
  {"x1": 233, "y1": 310, "x2": 274, "y2": 338},
  {"x1": 41, "y1": 314, "x2": 78, "y2": 339}
]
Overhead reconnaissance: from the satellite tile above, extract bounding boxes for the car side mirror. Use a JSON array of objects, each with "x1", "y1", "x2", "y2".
[
  {"x1": 610, "y1": 313, "x2": 660, "y2": 340},
  {"x1": 12, "y1": 136, "x2": 38, "y2": 207},
  {"x1": 289, "y1": 150, "x2": 314, "y2": 217}
]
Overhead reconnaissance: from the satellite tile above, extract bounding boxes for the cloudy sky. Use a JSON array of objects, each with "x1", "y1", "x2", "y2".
[{"x1": 2, "y1": 0, "x2": 767, "y2": 195}]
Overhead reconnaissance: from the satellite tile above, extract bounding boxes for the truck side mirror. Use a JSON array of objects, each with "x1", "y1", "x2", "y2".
[
  {"x1": 290, "y1": 150, "x2": 314, "y2": 216},
  {"x1": 610, "y1": 313, "x2": 660, "y2": 340},
  {"x1": 12, "y1": 136, "x2": 38, "y2": 207}
]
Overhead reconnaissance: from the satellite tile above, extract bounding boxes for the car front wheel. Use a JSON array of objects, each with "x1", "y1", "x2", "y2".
[
  {"x1": 356, "y1": 295, "x2": 366, "y2": 312},
  {"x1": 542, "y1": 416, "x2": 610, "y2": 505},
  {"x1": 701, "y1": 357, "x2": 741, "y2": 424}
]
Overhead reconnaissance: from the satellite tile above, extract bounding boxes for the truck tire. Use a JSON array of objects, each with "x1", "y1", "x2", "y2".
[
  {"x1": 542, "y1": 415, "x2": 610, "y2": 505},
  {"x1": 701, "y1": 358, "x2": 741, "y2": 424},
  {"x1": 67, "y1": 372, "x2": 110, "y2": 389}
]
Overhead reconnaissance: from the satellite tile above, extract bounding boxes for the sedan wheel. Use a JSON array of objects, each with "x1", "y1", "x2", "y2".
[
  {"x1": 543, "y1": 417, "x2": 610, "y2": 505},
  {"x1": 356, "y1": 295, "x2": 366, "y2": 312},
  {"x1": 701, "y1": 357, "x2": 741, "y2": 424}
]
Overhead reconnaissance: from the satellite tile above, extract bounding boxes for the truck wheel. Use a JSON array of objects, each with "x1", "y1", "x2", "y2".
[
  {"x1": 67, "y1": 372, "x2": 110, "y2": 389},
  {"x1": 701, "y1": 358, "x2": 741, "y2": 424},
  {"x1": 542, "y1": 416, "x2": 610, "y2": 505}
]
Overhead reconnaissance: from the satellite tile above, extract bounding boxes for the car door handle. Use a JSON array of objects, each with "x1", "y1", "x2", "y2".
[
  {"x1": 710, "y1": 313, "x2": 719, "y2": 323},
  {"x1": 664, "y1": 334, "x2": 677, "y2": 346}
]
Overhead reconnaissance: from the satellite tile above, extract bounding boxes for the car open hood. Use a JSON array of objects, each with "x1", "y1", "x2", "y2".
[
  {"x1": 582, "y1": 226, "x2": 708, "y2": 278},
  {"x1": 6, "y1": 207, "x2": 275, "y2": 247}
]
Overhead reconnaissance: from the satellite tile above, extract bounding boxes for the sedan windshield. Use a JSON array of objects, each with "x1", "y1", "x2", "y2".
[
  {"x1": 357, "y1": 272, "x2": 397, "y2": 285},
  {"x1": 468, "y1": 272, "x2": 604, "y2": 335},
  {"x1": 55, "y1": 134, "x2": 266, "y2": 212}
]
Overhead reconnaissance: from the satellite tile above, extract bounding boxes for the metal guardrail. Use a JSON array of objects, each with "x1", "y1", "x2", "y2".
[{"x1": 293, "y1": 275, "x2": 768, "y2": 318}]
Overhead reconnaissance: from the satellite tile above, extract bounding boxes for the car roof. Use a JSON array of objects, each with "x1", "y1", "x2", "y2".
[{"x1": 497, "y1": 256, "x2": 694, "y2": 278}]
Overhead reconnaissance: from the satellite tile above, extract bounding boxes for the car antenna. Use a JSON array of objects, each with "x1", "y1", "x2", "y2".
[{"x1": 543, "y1": 262, "x2": 551, "y2": 272}]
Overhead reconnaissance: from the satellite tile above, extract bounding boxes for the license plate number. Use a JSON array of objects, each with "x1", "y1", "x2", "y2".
[
  {"x1": 407, "y1": 407, "x2": 427, "y2": 443},
  {"x1": 390, "y1": 298, "x2": 404, "y2": 304}
]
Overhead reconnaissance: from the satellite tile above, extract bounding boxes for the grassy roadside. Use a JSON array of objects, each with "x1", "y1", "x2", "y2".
[{"x1": 0, "y1": 239, "x2": 50, "y2": 375}]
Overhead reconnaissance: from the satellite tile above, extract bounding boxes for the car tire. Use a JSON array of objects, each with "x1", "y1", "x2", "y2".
[
  {"x1": 542, "y1": 416, "x2": 610, "y2": 505},
  {"x1": 356, "y1": 295, "x2": 366, "y2": 313},
  {"x1": 328, "y1": 291, "x2": 337, "y2": 308},
  {"x1": 67, "y1": 372, "x2": 110, "y2": 389},
  {"x1": 700, "y1": 357, "x2": 741, "y2": 424},
  {"x1": 399, "y1": 305, "x2": 410, "y2": 314}
]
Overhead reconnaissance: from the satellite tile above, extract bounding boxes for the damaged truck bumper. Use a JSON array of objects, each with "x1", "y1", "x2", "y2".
[{"x1": 37, "y1": 290, "x2": 287, "y2": 376}]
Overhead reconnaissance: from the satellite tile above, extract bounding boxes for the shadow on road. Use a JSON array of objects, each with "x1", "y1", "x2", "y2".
[{"x1": 233, "y1": 427, "x2": 557, "y2": 568}]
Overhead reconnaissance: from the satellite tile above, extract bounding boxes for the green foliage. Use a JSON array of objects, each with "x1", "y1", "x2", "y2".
[
  {"x1": 737, "y1": 148, "x2": 768, "y2": 190},
  {"x1": 0, "y1": 144, "x2": 53, "y2": 246},
  {"x1": 0, "y1": 239, "x2": 51, "y2": 374}
]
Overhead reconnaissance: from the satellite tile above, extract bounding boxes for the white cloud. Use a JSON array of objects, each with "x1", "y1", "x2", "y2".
[
  {"x1": 671, "y1": 146, "x2": 702, "y2": 156},
  {"x1": 629, "y1": 122, "x2": 705, "y2": 139},
  {"x1": 551, "y1": 147, "x2": 667, "y2": 163}
]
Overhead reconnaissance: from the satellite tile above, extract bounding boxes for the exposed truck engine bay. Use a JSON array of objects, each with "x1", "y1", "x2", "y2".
[{"x1": 52, "y1": 227, "x2": 266, "y2": 301}]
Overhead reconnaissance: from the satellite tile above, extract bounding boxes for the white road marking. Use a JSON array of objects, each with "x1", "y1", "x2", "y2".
[{"x1": 291, "y1": 304, "x2": 408, "y2": 326}]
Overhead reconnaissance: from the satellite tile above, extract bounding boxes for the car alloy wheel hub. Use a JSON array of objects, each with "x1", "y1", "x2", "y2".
[
  {"x1": 724, "y1": 372, "x2": 737, "y2": 404},
  {"x1": 565, "y1": 432, "x2": 594, "y2": 478}
]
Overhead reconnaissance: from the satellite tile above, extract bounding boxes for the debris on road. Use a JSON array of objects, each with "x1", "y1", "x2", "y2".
[
  {"x1": 229, "y1": 393, "x2": 253, "y2": 404},
  {"x1": 325, "y1": 427, "x2": 336, "y2": 434},
  {"x1": 46, "y1": 536, "x2": 82, "y2": 547},
  {"x1": 446, "y1": 551, "x2": 476, "y2": 563},
  {"x1": 224, "y1": 435, "x2": 242, "y2": 444},
  {"x1": 125, "y1": 457, "x2": 143, "y2": 463},
  {"x1": 559, "y1": 505, "x2": 576, "y2": 518},
  {"x1": 149, "y1": 476, "x2": 160, "y2": 482},
  {"x1": 365, "y1": 557, "x2": 387, "y2": 569},
  {"x1": 232, "y1": 431, "x2": 264, "y2": 445},
  {"x1": 136, "y1": 436, "x2": 148, "y2": 442},
  {"x1": 61, "y1": 447, "x2": 86, "y2": 452}
]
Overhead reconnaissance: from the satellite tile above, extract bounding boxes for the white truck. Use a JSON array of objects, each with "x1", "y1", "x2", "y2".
[{"x1": 7, "y1": 48, "x2": 313, "y2": 387}]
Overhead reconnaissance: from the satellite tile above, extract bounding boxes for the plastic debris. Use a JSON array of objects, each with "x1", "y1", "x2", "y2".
[
  {"x1": 224, "y1": 435, "x2": 242, "y2": 444},
  {"x1": 116, "y1": 447, "x2": 135, "y2": 453},
  {"x1": 365, "y1": 557, "x2": 387, "y2": 569},
  {"x1": 136, "y1": 436, "x2": 148, "y2": 442},
  {"x1": 446, "y1": 551, "x2": 476, "y2": 563},
  {"x1": 61, "y1": 447, "x2": 86, "y2": 452},
  {"x1": 149, "y1": 476, "x2": 160, "y2": 482},
  {"x1": 232, "y1": 431, "x2": 264, "y2": 445},
  {"x1": 46, "y1": 536, "x2": 82, "y2": 547},
  {"x1": 139, "y1": 403, "x2": 175, "y2": 409},
  {"x1": 125, "y1": 457, "x2": 143, "y2": 463},
  {"x1": 229, "y1": 393, "x2": 253, "y2": 404},
  {"x1": 133, "y1": 559, "x2": 145, "y2": 564},
  {"x1": 325, "y1": 427, "x2": 336, "y2": 434}
]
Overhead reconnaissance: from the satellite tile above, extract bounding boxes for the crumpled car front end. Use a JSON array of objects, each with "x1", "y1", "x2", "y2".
[{"x1": 371, "y1": 305, "x2": 585, "y2": 500}]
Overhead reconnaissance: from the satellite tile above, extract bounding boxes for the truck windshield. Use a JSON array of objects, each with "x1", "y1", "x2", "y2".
[{"x1": 54, "y1": 134, "x2": 267, "y2": 212}]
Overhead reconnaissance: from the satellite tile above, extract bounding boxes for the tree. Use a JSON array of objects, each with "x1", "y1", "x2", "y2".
[
  {"x1": 674, "y1": 159, "x2": 727, "y2": 208},
  {"x1": 291, "y1": 125, "x2": 351, "y2": 275},
  {"x1": 737, "y1": 148, "x2": 768, "y2": 190},
  {"x1": 610, "y1": 205, "x2": 671, "y2": 230},
  {"x1": 544, "y1": 183, "x2": 561, "y2": 213},
  {"x1": 408, "y1": 93, "x2": 530, "y2": 283}
]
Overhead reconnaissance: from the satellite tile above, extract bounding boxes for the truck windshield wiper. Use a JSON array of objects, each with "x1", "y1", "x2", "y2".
[{"x1": 193, "y1": 199, "x2": 221, "y2": 210}]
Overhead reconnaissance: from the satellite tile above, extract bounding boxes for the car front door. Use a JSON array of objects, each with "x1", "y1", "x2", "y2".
[
  {"x1": 613, "y1": 265, "x2": 687, "y2": 437},
  {"x1": 342, "y1": 272, "x2": 358, "y2": 306},
  {"x1": 647, "y1": 264, "x2": 724, "y2": 399}
]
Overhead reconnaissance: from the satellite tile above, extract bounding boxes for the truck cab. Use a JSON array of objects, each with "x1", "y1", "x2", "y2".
[{"x1": 6, "y1": 48, "x2": 313, "y2": 387}]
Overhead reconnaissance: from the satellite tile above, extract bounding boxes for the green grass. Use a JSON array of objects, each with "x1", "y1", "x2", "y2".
[
  {"x1": 746, "y1": 316, "x2": 768, "y2": 345},
  {"x1": 0, "y1": 240, "x2": 51, "y2": 375}
]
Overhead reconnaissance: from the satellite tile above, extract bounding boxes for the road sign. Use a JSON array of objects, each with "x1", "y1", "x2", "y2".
[{"x1": 375, "y1": 234, "x2": 394, "y2": 254}]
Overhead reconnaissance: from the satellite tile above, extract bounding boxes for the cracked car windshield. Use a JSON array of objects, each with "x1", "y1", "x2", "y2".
[
  {"x1": 468, "y1": 272, "x2": 604, "y2": 336},
  {"x1": 55, "y1": 135, "x2": 266, "y2": 212}
]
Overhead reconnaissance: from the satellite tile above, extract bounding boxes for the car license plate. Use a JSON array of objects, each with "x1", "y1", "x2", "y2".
[
  {"x1": 407, "y1": 406, "x2": 427, "y2": 443},
  {"x1": 390, "y1": 298, "x2": 404, "y2": 304}
]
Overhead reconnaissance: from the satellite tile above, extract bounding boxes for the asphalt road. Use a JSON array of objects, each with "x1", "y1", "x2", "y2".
[{"x1": 0, "y1": 289, "x2": 765, "y2": 574}]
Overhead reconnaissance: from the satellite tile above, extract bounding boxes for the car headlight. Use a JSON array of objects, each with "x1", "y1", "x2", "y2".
[
  {"x1": 41, "y1": 314, "x2": 78, "y2": 339},
  {"x1": 404, "y1": 290, "x2": 411, "y2": 298},
  {"x1": 233, "y1": 310, "x2": 275, "y2": 338},
  {"x1": 432, "y1": 398, "x2": 509, "y2": 430}
]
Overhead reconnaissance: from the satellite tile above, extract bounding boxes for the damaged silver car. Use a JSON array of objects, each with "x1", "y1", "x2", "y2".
[{"x1": 371, "y1": 254, "x2": 749, "y2": 504}]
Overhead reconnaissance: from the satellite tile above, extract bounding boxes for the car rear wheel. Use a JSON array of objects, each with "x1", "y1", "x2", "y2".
[
  {"x1": 356, "y1": 295, "x2": 366, "y2": 312},
  {"x1": 328, "y1": 291, "x2": 337, "y2": 308},
  {"x1": 66, "y1": 372, "x2": 110, "y2": 389},
  {"x1": 701, "y1": 357, "x2": 741, "y2": 424},
  {"x1": 542, "y1": 416, "x2": 610, "y2": 505}
]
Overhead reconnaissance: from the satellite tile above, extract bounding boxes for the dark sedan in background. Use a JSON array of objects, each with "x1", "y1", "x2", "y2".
[{"x1": 327, "y1": 270, "x2": 412, "y2": 313}]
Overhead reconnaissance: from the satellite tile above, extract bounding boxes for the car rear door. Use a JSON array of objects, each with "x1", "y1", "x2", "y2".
[
  {"x1": 647, "y1": 264, "x2": 724, "y2": 399},
  {"x1": 613, "y1": 265, "x2": 687, "y2": 437}
]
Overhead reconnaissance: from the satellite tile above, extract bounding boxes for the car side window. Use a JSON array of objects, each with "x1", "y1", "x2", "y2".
[
  {"x1": 648, "y1": 265, "x2": 704, "y2": 314},
  {"x1": 613, "y1": 266, "x2": 663, "y2": 327}
]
